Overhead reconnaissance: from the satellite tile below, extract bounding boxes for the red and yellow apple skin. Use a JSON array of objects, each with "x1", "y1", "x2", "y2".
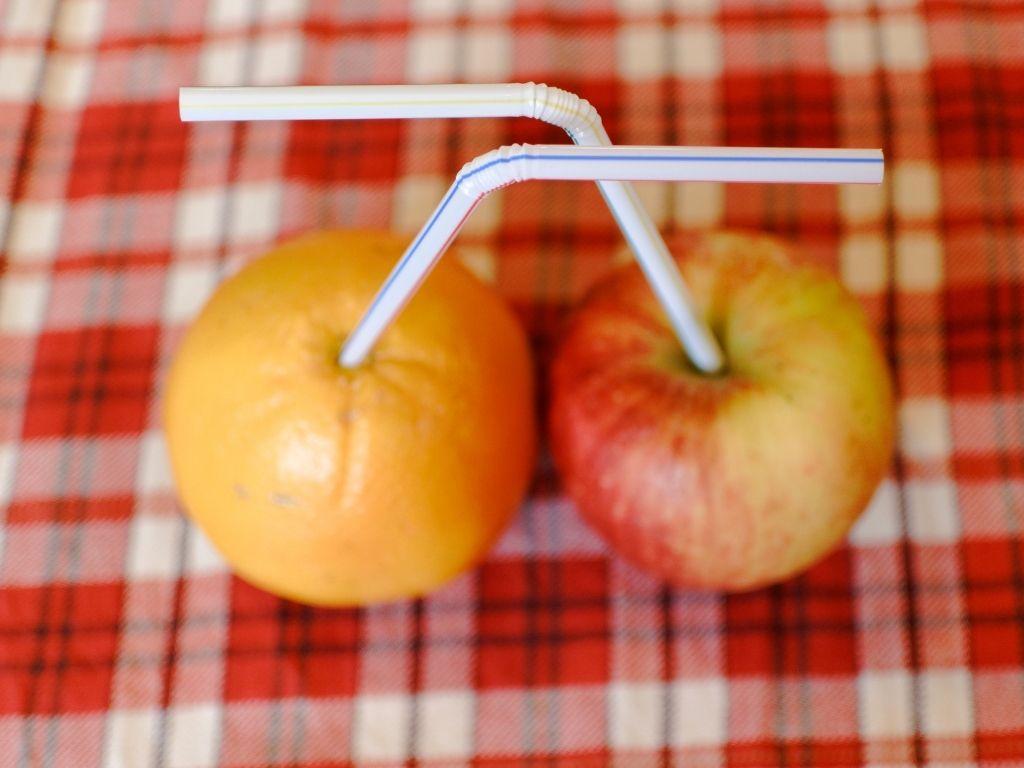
[{"x1": 549, "y1": 232, "x2": 894, "y2": 591}]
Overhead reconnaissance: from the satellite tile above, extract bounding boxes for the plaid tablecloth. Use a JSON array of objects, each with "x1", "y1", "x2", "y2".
[{"x1": 1, "y1": 1, "x2": 1023, "y2": 766}]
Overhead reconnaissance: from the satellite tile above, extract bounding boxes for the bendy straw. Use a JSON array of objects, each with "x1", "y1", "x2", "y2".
[
  {"x1": 180, "y1": 83, "x2": 727, "y2": 372},
  {"x1": 337, "y1": 143, "x2": 883, "y2": 368}
]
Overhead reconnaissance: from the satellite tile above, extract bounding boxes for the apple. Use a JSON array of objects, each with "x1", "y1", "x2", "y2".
[{"x1": 548, "y1": 231, "x2": 894, "y2": 590}]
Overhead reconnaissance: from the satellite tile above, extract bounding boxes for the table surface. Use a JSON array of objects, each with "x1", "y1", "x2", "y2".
[{"x1": 1, "y1": 1, "x2": 1022, "y2": 766}]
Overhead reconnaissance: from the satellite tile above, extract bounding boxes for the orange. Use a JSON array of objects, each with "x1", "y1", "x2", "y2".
[{"x1": 163, "y1": 230, "x2": 535, "y2": 606}]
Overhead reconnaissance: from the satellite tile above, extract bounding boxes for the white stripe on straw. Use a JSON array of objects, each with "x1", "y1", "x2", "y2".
[
  {"x1": 338, "y1": 143, "x2": 883, "y2": 369},
  {"x1": 179, "y1": 83, "x2": 727, "y2": 372}
]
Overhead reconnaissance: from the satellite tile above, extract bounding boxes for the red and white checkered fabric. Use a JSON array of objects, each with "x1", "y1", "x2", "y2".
[{"x1": 1, "y1": 0, "x2": 1022, "y2": 765}]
